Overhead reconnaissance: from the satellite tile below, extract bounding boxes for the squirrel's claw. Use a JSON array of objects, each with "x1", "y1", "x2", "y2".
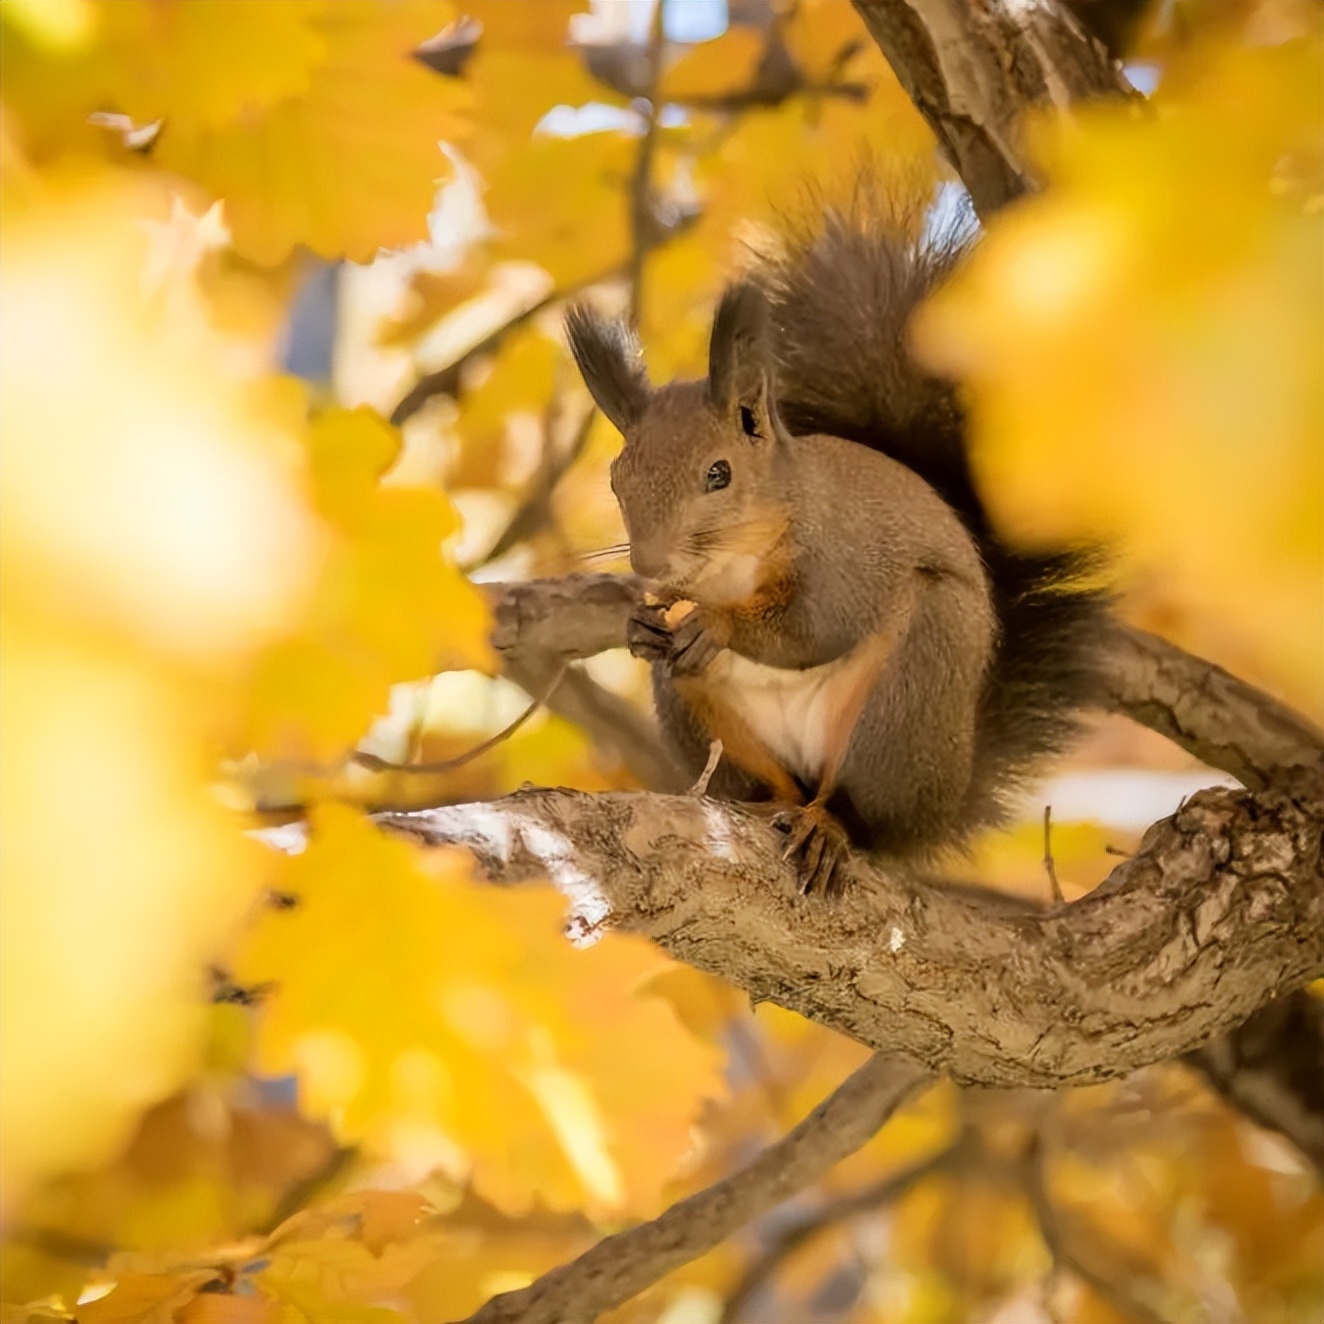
[
  {"x1": 780, "y1": 802, "x2": 850, "y2": 896},
  {"x1": 626, "y1": 603, "x2": 674, "y2": 663},
  {"x1": 668, "y1": 612, "x2": 723, "y2": 676},
  {"x1": 627, "y1": 601, "x2": 724, "y2": 675}
]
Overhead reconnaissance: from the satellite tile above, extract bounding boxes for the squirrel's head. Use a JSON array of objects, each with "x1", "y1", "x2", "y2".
[{"x1": 566, "y1": 283, "x2": 791, "y2": 603}]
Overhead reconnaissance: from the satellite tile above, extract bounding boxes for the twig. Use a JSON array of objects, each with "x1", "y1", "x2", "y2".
[
  {"x1": 472, "y1": 402, "x2": 598, "y2": 571},
  {"x1": 720, "y1": 1135, "x2": 967, "y2": 1324},
  {"x1": 389, "y1": 265, "x2": 626, "y2": 427},
  {"x1": 689, "y1": 739, "x2": 724, "y2": 795},
  {"x1": 627, "y1": 0, "x2": 670, "y2": 325},
  {"x1": 452, "y1": 1055, "x2": 933, "y2": 1324},
  {"x1": 1043, "y1": 804, "x2": 1065, "y2": 904},
  {"x1": 352, "y1": 664, "x2": 567, "y2": 776}
]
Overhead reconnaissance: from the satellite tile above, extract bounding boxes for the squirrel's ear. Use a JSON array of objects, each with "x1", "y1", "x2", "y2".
[
  {"x1": 708, "y1": 281, "x2": 770, "y2": 413},
  {"x1": 565, "y1": 303, "x2": 650, "y2": 435},
  {"x1": 709, "y1": 281, "x2": 786, "y2": 443}
]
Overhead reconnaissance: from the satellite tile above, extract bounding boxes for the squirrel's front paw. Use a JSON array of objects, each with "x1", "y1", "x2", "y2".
[
  {"x1": 628, "y1": 599, "x2": 725, "y2": 676},
  {"x1": 626, "y1": 600, "x2": 674, "y2": 664},
  {"x1": 777, "y1": 802, "x2": 850, "y2": 896}
]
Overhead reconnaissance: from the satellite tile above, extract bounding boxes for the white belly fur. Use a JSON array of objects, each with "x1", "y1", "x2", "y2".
[{"x1": 706, "y1": 649, "x2": 854, "y2": 783}]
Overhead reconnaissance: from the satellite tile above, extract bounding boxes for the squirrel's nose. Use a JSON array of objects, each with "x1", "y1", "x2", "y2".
[{"x1": 629, "y1": 542, "x2": 669, "y2": 581}]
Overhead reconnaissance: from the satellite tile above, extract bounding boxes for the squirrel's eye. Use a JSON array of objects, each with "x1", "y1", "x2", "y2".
[
  {"x1": 705, "y1": 459, "x2": 732, "y2": 492},
  {"x1": 739, "y1": 406, "x2": 761, "y2": 439}
]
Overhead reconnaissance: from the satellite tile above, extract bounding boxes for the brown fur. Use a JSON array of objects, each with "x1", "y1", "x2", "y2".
[{"x1": 566, "y1": 201, "x2": 1108, "y2": 864}]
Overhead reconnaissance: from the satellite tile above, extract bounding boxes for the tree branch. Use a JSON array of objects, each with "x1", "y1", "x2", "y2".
[
  {"x1": 452, "y1": 1054, "x2": 932, "y2": 1324},
  {"x1": 720, "y1": 1135, "x2": 967, "y2": 1324},
  {"x1": 1022, "y1": 1133, "x2": 1169, "y2": 1324},
  {"x1": 370, "y1": 779, "x2": 1320, "y2": 1090},
  {"x1": 1102, "y1": 621, "x2": 1324, "y2": 791},
  {"x1": 849, "y1": 0, "x2": 1132, "y2": 216}
]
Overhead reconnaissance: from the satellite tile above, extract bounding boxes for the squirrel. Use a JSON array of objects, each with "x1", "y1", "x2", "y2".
[{"x1": 565, "y1": 201, "x2": 1109, "y2": 894}]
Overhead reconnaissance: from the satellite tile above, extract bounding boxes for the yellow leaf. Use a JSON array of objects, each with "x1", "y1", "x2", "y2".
[
  {"x1": 242, "y1": 406, "x2": 491, "y2": 761},
  {"x1": 484, "y1": 132, "x2": 633, "y2": 286},
  {"x1": 461, "y1": 0, "x2": 587, "y2": 52},
  {"x1": 637, "y1": 966, "x2": 745, "y2": 1047},
  {"x1": 176, "y1": 1296, "x2": 282, "y2": 1324},
  {"x1": 914, "y1": 34, "x2": 1324, "y2": 711},
  {"x1": 95, "y1": 0, "x2": 328, "y2": 131},
  {"x1": 233, "y1": 808, "x2": 722, "y2": 1217},
  {"x1": 0, "y1": 174, "x2": 318, "y2": 663},
  {"x1": 2, "y1": 0, "x2": 95, "y2": 53},
  {"x1": 659, "y1": 27, "x2": 764, "y2": 102},
  {"x1": 149, "y1": 2, "x2": 470, "y2": 264},
  {"x1": 76, "y1": 1273, "x2": 216, "y2": 1324},
  {"x1": 0, "y1": 170, "x2": 314, "y2": 1215}
]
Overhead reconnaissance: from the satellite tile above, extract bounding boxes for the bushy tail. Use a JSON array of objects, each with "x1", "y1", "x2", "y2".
[{"x1": 754, "y1": 198, "x2": 1111, "y2": 829}]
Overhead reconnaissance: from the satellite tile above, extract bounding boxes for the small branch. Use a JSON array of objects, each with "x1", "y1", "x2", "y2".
[
  {"x1": 690, "y1": 739, "x2": 725, "y2": 796},
  {"x1": 452, "y1": 1054, "x2": 933, "y2": 1324},
  {"x1": 389, "y1": 265, "x2": 626, "y2": 427},
  {"x1": 627, "y1": 0, "x2": 669, "y2": 326},
  {"x1": 473, "y1": 403, "x2": 597, "y2": 570},
  {"x1": 1043, "y1": 804, "x2": 1064, "y2": 904},
  {"x1": 720, "y1": 1135, "x2": 965, "y2": 1324},
  {"x1": 849, "y1": 0, "x2": 1131, "y2": 217}
]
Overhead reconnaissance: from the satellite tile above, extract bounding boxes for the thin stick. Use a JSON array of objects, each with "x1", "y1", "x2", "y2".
[
  {"x1": 1043, "y1": 804, "x2": 1065, "y2": 904},
  {"x1": 690, "y1": 739, "x2": 724, "y2": 796},
  {"x1": 351, "y1": 665, "x2": 567, "y2": 776}
]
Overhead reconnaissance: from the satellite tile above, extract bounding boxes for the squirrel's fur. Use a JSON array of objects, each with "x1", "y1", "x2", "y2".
[
  {"x1": 566, "y1": 198, "x2": 1109, "y2": 888},
  {"x1": 754, "y1": 203, "x2": 1111, "y2": 836}
]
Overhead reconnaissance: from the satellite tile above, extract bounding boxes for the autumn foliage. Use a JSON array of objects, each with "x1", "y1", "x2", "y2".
[{"x1": 0, "y1": 1, "x2": 1320, "y2": 1321}]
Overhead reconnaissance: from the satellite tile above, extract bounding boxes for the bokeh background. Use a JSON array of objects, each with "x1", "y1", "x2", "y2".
[{"x1": 1, "y1": 0, "x2": 1320, "y2": 1320}]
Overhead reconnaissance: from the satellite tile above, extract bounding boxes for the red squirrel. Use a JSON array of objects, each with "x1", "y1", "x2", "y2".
[{"x1": 566, "y1": 205, "x2": 1108, "y2": 892}]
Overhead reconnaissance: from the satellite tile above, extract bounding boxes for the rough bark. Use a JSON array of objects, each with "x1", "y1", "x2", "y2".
[
  {"x1": 374, "y1": 779, "x2": 1321, "y2": 1090},
  {"x1": 849, "y1": 0, "x2": 1132, "y2": 216}
]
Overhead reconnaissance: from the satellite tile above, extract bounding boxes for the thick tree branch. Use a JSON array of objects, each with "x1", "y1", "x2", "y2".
[
  {"x1": 453, "y1": 1054, "x2": 932, "y2": 1324},
  {"x1": 1101, "y1": 621, "x2": 1324, "y2": 791},
  {"x1": 849, "y1": 0, "x2": 1132, "y2": 216},
  {"x1": 374, "y1": 780, "x2": 1321, "y2": 1090}
]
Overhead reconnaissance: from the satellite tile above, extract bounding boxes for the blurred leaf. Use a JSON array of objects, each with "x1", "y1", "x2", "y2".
[
  {"x1": 76, "y1": 1273, "x2": 217, "y2": 1324},
  {"x1": 915, "y1": 32, "x2": 1324, "y2": 710},
  {"x1": 659, "y1": 27, "x2": 764, "y2": 102},
  {"x1": 232, "y1": 807, "x2": 722, "y2": 1218},
  {"x1": 0, "y1": 170, "x2": 314, "y2": 1213},
  {"x1": 243, "y1": 406, "x2": 491, "y2": 761},
  {"x1": 484, "y1": 131, "x2": 633, "y2": 286}
]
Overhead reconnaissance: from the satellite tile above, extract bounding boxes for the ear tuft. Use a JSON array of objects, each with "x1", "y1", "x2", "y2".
[
  {"x1": 565, "y1": 303, "x2": 650, "y2": 435},
  {"x1": 708, "y1": 281, "x2": 771, "y2": 414}
]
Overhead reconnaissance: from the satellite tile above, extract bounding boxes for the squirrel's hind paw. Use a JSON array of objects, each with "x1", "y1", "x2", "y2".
[{"x1": 778, "y1": 802, "x2": 850, "y2": 897}]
